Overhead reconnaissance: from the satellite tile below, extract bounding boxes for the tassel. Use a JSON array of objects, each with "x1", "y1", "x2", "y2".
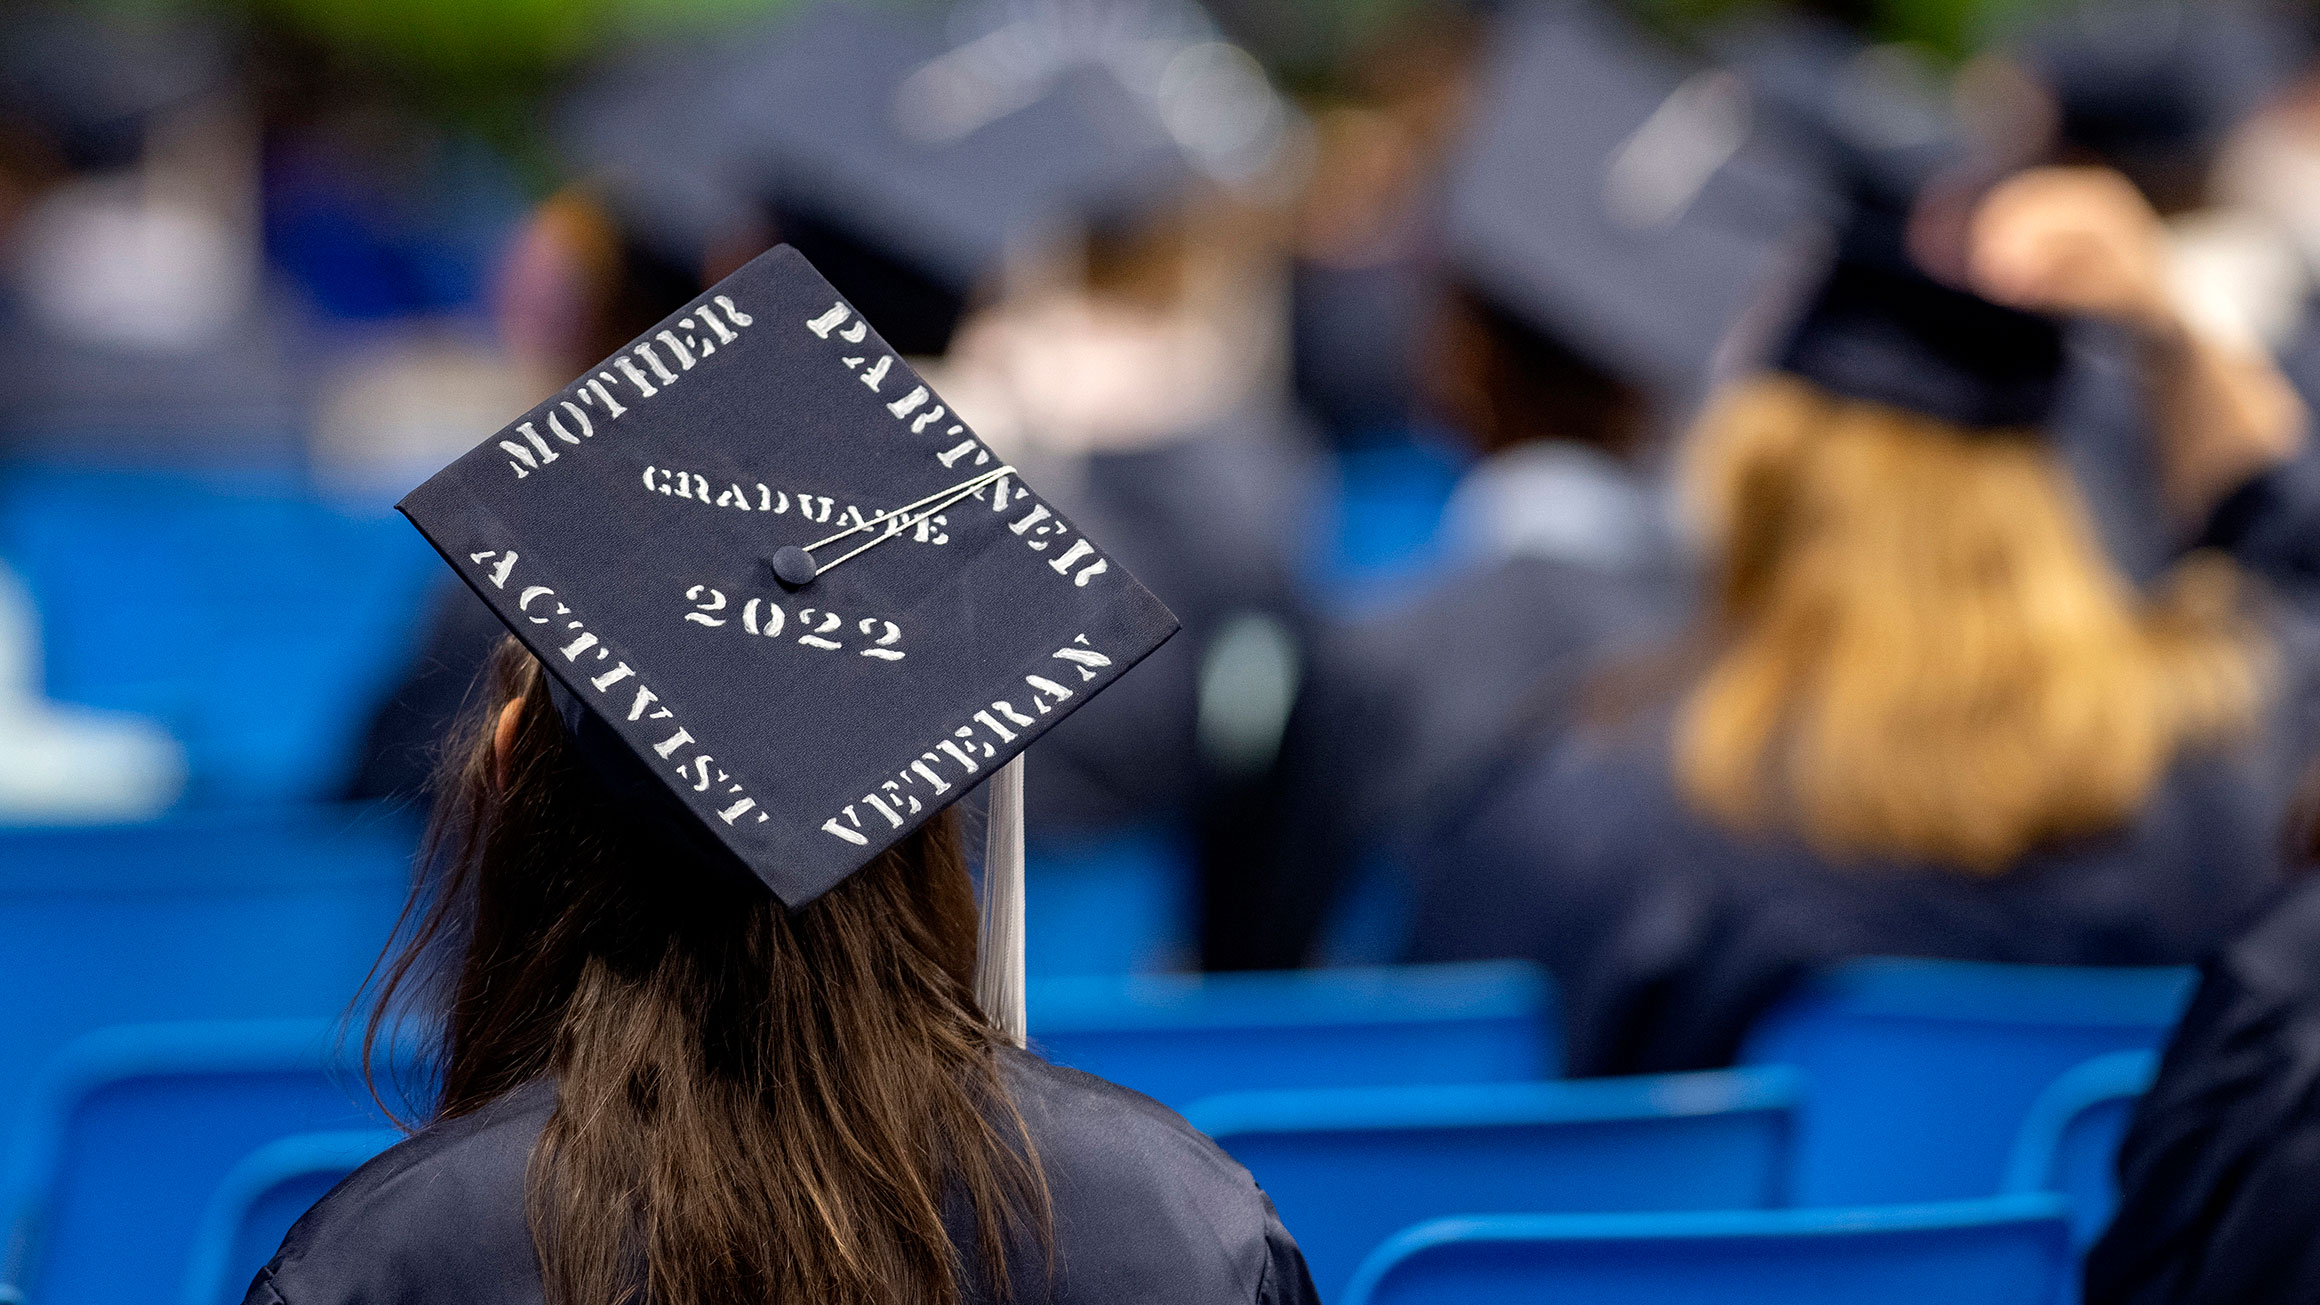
[{"x1": 975, "y1": 755, "x2": 1027, "y2": 1047}]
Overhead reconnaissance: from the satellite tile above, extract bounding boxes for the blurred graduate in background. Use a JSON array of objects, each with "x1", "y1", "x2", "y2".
[
  {"x1": 352, "y1": 0, "x2": 1318, "y2": 973},
  {"x1": 2006, "y1": 24, "x2": 2320, "y2": 1302},
  {"x1": 1405, "y1": 158, "x2": 2320, "y2": 1073},
  {"x1": 1240, "y1": 0, "x2": 1824, "y2": 968},
  {"x1": 2001, "y1": 0, "x2": 2320, "y2": 584}
]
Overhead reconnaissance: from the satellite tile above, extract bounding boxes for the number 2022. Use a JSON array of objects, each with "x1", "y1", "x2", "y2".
[{"x1": 682, "y1": 586, "x2": 904, "y2": 660}]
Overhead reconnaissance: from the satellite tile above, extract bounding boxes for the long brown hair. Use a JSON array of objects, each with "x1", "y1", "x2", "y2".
[
  {"x1": 1674, "y1": 374, "x2": 2270, "y2": 872},
  {"x1": 366, "y1": 638, "x2": 1049, "y2": 1305}
]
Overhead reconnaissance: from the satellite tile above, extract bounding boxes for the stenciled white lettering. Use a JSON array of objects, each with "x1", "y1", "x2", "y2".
[
  {"x1": 461, "y1": 549, "x2": 768, "y2": 831},
  {"x1": 816, "y1": 644, "x2": 1119, "y2": 848},
  {"x1": 496, "y1": 290, "x2": 754, "y2": 480}
]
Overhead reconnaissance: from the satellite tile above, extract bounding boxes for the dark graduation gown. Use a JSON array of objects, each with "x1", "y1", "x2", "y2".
[
  {"x1": 1232, "y1": 441, "x2": 1690, "y2": 969},
  {"x1": 1020, "y1": 416, "x2": 1316, "y2": 839},
  {"x1": 2069, "y1": 321, "x2": 2320, "y2": 1303},
  {"x1": 2195, "y1": 444, "x2": 2320, "y2": 611},
  {"x1": 2184, "y1": 296, "x2": 2320, "y2": 608},
  {"x1": 1407, "y1": 635, "x2": 2320, "y2": 1075},
  {"x1": 2084, "y1": 874, "x2": 2320, "y2": 1304},
  {"x1": 243, "y1": 1048, "x2": 1317, "y2": 1305},
  {"x1": 1240, "y1": 551, "x2": 1684, "y2": 968}
]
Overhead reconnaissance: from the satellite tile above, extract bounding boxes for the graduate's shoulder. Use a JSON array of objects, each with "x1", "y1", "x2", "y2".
[
  {"x1": 245, "y1": 1077, "x2": 554, "y2": 1305},
  {"x1": 1002, "y1": 1048, "x2": 1260, "y2": 1199},
  {"x1": 1000, "y1": 1048, "x2": 1308, "y2": 1303}
]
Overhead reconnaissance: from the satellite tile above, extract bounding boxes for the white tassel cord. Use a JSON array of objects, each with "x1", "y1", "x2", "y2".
[{"x1": 975, "y1": 755, "x2": 1028, "y2": 1048}]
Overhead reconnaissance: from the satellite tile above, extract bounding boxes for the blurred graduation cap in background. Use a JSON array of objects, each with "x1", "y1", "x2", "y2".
[
  {"x1": 1445, "y1": 1, "x2": 1832, "y2": 400},
  {"x1": 398, "y1": 243, "x2": 1178, "y2": 1034},
  {"x1": 2016, "y1": 0, "x2": 2316, "y2": 211},
  {"x1": 714, "y1": 0, "x2": 1296, "y2": 355},
  {"x1": 1709, "y1": 12, "x2": 1977, "y2": 220},
  {"x1": 1773, "y1": 220, "x2": 2068, "y2": 432},
  {"x1": 555, "y1": 41, "x2": 767, "y2": 287},
  {"x1": 0, "y1": 3, "x2": 236, "y2": 171}
]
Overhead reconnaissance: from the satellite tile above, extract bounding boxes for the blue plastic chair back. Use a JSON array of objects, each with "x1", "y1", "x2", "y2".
[
  {"x1": 1304, "y1": 436, "x2": 1465, "y2": 612},
  {"x1": 0, "y1": 1021, "x2": 420, "y2": 1305},
  {"x1": 0, "y1": 806, "x2": 415, "y2": 1117},
  {"x1": 1741, "y1": 958, "x2": 2193, "y2": 1204},
  {"x1": 2004, "y1": 1049, "x2": 2158, "y2": 1266},
  {"x1": 181, "y1": 1130, "x2": 401, "y2": 1305},
  {"x1": 0, "y1": 466, "x2": 441, "y2": 804},
  {"x1": 1186, "y1": 1067, "x2": 1798, "y2": 1299},
  {"x1": 1025, "y1": 827, "x2": 1193, "y2": 976},
  {"x1": 1030, "y1": 962, "x2": 1559, "y2": 1106},
  {"x1": 1341, "y1": 1195, "x2": 2073, "y2": 1305}
]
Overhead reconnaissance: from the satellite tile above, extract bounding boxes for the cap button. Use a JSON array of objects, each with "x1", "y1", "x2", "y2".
[{"x1": 768, "y1": 546, "x2": 819, "y2": 589}]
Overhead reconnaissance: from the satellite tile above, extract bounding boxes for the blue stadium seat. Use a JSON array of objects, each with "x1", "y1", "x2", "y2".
[
  {"x1": 0, "y1": 465, "x2": 442, "y2": 804},
  {"x1": 1304, "y1": 435, "x2": 1466, "y2": 613},
  {"x1": 180, "y1": 1130, "x2": 400, "y2": 1305},
  {"x1": 0, "y1": 1020, "x2": 419, "y2": 1305},
  {"x1": 1740, "y1": 958, "x2": 2193, "y2": 1204},
  {"x1": 2003, "y1": 1049, "x2": 2158, "y2": 1263},
  {"x1": 1025, "y1": 826, "x2": 1193, "y2": 976},
  {"x1": 1030, "y1": 961, "x2": 1559, "y2": 1107},
  {"x1": 0, "y1": 806, "x2": 415, "y2": 1116},
  {"x1": 1340, "y1": 1195, "x2": 2073, "y2": 1305},
  {"x1": 1184, "y1": 1067, "x2": 1798, "y2": 1299}
]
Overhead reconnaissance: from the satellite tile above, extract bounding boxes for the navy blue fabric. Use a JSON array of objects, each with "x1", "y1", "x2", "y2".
[
  {"x1": 721, "y1": 2, "x2": 1194, "y2": 293},
  {"x1": 397, "y1": 244, "x2": 1179, "y2": 907},
  {"x1": 1774, "y1": 242, "x2": 2068, "y2": 432},
  {"x1": 1445, "y1": 0, "x2": 1827, "y2": 394},
  {"x1": 1253, "y1": 555, "x2": 1687, "y2": 967},
  {"x1": 1405, "y1": 619, "x2": 2320, "y2": 1075},
  {"x1": 1711, "y1": 11, "x2": 1971, "y2": 214},
  {"x1": 2197, "y1": 456, "x2": 2320, "y2": 604},
  {"x1": 1019, "y1": 418, "x2": 1314, "y2": 838},
  {"x1": 2018, "y1": 0, "x2": 2312, "y2": 195},
  {"x1": 241, "y1": 1051, "x2": 1318, "y2": 1305},
  {"x1": 2194, "y1": 311, "x2": 2320, "y2": 607},
  {"x1": 2086, "y1": 875, "x2": 2320, "y2": 1305},
  {"x1": 554, "y1": 38, "x2": 763, "y2": 273}
]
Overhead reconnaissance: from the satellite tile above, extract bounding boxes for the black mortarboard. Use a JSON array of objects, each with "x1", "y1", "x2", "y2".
[
  {"x1": 1773, "y1": 230, "x2": 2067, "y2": 431},
  {"x1": 397, "y1": 245, "x2": 1180, "y2": 910},
  {"x1": 1445, "y1": 2, "x2": 1830, "y2": 394}
]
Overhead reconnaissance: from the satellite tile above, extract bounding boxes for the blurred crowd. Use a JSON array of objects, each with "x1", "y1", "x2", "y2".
[{"x1": 11, "y1": 0, "x2": 2320, "y2": 1072}]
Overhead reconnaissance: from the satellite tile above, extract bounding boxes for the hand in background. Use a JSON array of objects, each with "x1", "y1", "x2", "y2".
[
  {"x1": 1970, "y1": 166, "x2": 2308, "y2": 525},
  {"x1": 1970, "y1": 166, "x2": 2180, "y2": 333}
]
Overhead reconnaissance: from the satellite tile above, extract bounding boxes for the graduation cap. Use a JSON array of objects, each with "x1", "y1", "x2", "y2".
[
  {"x1": 1444, "y1": 2, "x2": 1831, "y2": 396},
  {"x1": 397, "y1": 244, "x2": 1180, "y2": 1039},
  {"x1": 554, "y1": 40, "x2": 764, "y2": 276},
  {"x1": 2018, "y1": 0, "x2": 2315, "y2": 207},
  {"x1": 1772, "y1": 225, "x2": 2067, "y2": 431},
  {"x1": 1709, "y1": 13, "x2": 1976, "y2": 216},
  {"x1": 716, "y1": 0, "x2": 1291, "y2": 344}
]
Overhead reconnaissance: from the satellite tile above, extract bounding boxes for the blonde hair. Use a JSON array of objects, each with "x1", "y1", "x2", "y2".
[{"x1": 1675, "y1": 374, "x2": 2270, "y2": 873}]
